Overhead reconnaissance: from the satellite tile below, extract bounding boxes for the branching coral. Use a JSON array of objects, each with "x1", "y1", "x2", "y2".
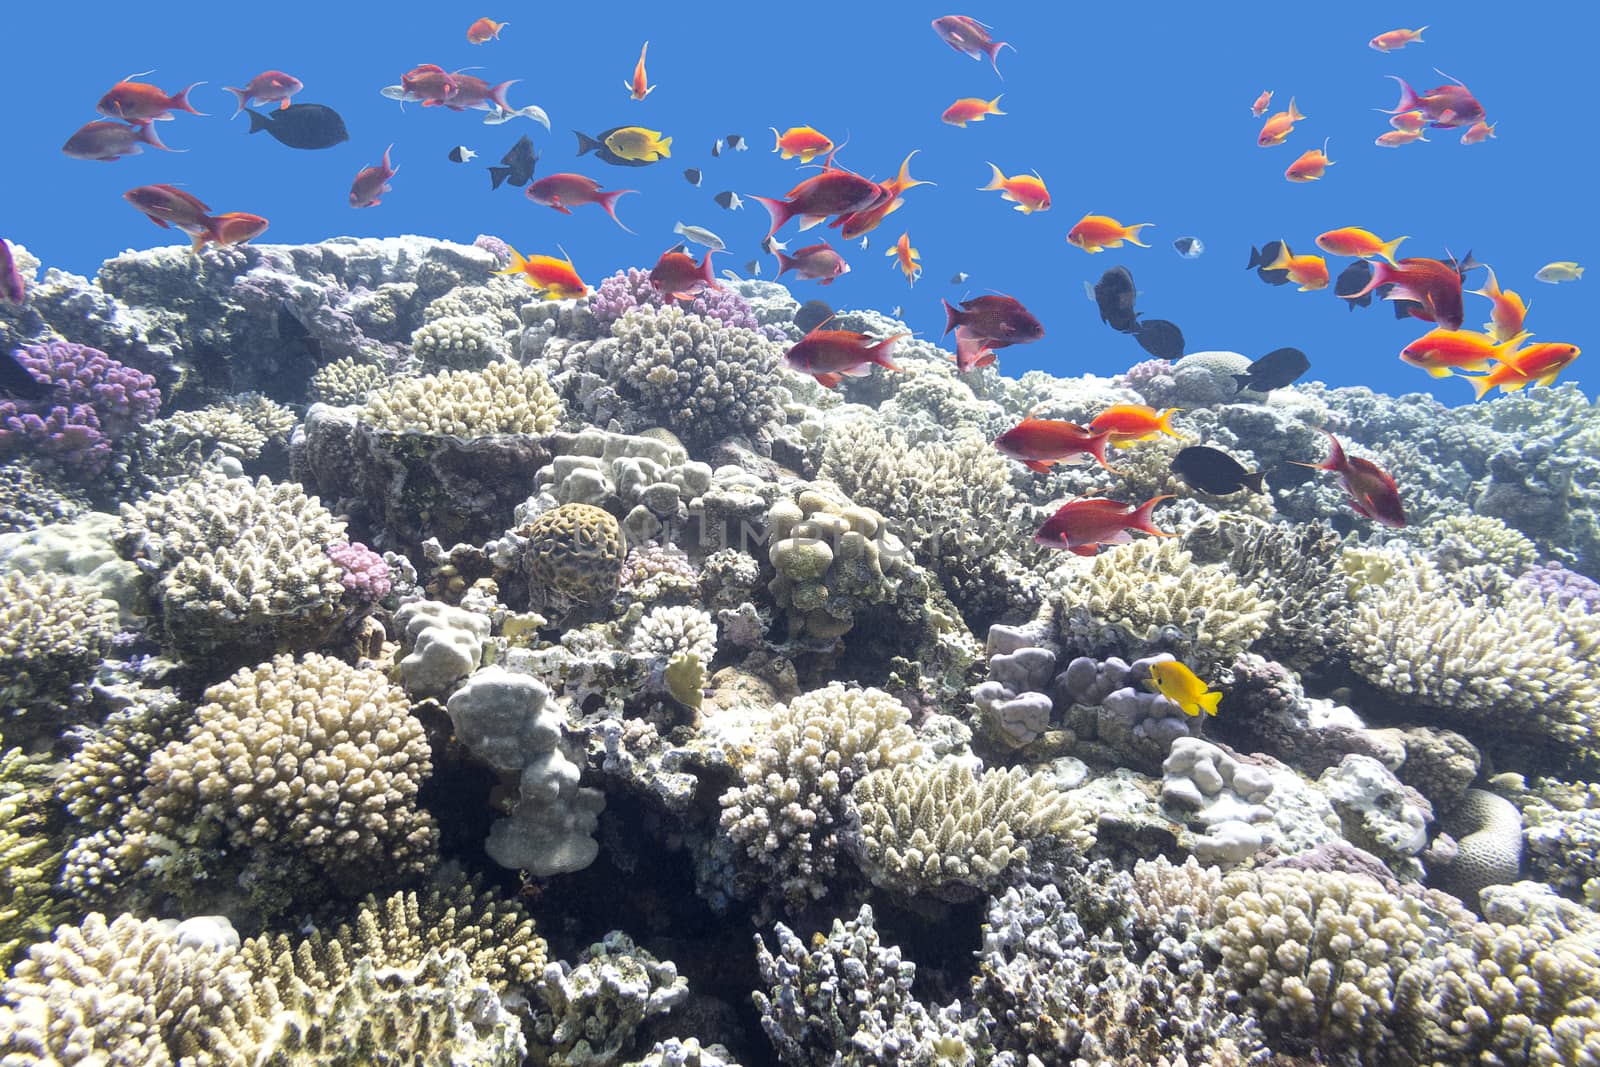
[
  {"x1": 310, "y1": 356, "x2": 393, "y2": 406},
  {"x1": 526, "y1": 930, "x2": 689, "y2": 1067},
  {"x1": 360, "y1": 359, "x2": 563, "y2": 436},
  {"x1": 0, "y1": 570, "x2": 118, "y2": 717},
  {"x1": 0, "y1": 744, "x2": 64, "y2": 972}
]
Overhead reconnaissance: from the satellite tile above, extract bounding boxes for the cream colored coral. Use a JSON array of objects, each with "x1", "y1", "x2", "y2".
[
  {"x1": 719, "y1": 685, "x2": 926, "y2": 904},
  {"x1": 847, "y1": 759, "x2": 1093, "y2": 895},
  {"x1": 137, "y1": 654, "x2": 437, "y2": 886},
  {"x1": 310, "y1": 357, "x2": 391, "y2": 406},
  {"x1": 1407, "y1": 512, "x2": 1540, "y2": 574},
  {"x1": 360, "y1": 359, "x2": 563, "y2": 436},
  {"x1": 0, "y1": 745, "x2": 63, "y2": 972},
  {"x1": 630, "y1": 604, "x2": 717, "y2": 665},
  {"x1": 0, "y1": 570, "x2": 117, "y2": 668},
  {"x1": 410, "y1": 314, "x2": 509, "y2": 370}
]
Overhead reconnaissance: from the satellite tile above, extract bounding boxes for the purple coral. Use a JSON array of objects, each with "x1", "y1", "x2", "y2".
[
  {"x1": 0, "y1": 341, "x2": 160, "y2": 474},
  {"x1": 1515, "y1": 561, "x2": 1600, "y2": 613},
  {"x1": 589, "y1": 267, "x2": 786, "y2": 340},
  {"x1": 473, "y1": 233, "x2": 513, "y2": 267},
  {"x1": 327, "y1": 541, "x2": 392, "y2": 603}
]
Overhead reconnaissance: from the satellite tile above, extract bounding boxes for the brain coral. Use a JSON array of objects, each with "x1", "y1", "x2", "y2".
[
  {"x1": 519, "y1": 503, "x2": 627, "y2": 607},
  {"x1": 360, "y1": 358, "x2": 563, "y2": 436}
]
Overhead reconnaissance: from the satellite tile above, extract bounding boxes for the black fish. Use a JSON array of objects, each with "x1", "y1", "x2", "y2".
[
  {"x1": 950, "y1": 271, "x2": 968, "y2": 284},
  {"x1": 1093, "y1": 266, "x2": 1139, "y2": 333},
  {"x1": 1171, "y1": 446, "x2": 1265, "y2": 495},
  {"x1": 726, "y1": 133, "x2": 747, "y2": 151},
  {"x1": 712, "y1": 138, "x2": 723, "y2": 157},
  {"x1": 1172, "y1": 236, "x2": 1204, "y2": 259},
  {"x1": 1134, "y1": 318, "x2": 1184, "y2": 360},
  {"x1": 683, "y1": 167, "x2": 702, "y2": 186},
  {"x1": 1234, "y1": 347, "x2": 1309, "y2": 393},
  {"x1": 1335, "y1": 260, "x2": 1375, "y2": 308},
  {"x1": 245, "y1": 104, "x2": 349, "y2": 149},
  {"x1": 0, "y1": 350, "x2": 50, "y2": 403},
  {"x1": 743, "y1": 259, "x2": 761, "y2": 276},
  {"x1": 573, "y1": 128, "x2": 652, "y2": 167},
  {"x1": 1393, "y1": 296, "x2": 1425, "y2": 321},
  {"x1": 489, "y1": 135, "x2": 538, "y2": 190},
  {"x1": 1246, "y1": 242, "x2": 1290, "y2": 287},
  {"x1": 795, "y1": 300, "x2": 833, "y2": 333}
]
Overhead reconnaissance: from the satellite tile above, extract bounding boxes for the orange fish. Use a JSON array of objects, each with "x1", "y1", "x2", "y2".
[
  {"x1": 1461, "y1": 342, "x2": 1582, "y2": 398},
  {"x1": 650, "y1": 246, "x2": 719, "y2": 301},
  {"x1": 524, "y1": 174, "x2": 636, "y2": 232},
  {"x1": 771, "y1": 126, "x2": 833, "y2": 162},
  {"x1": 192, "y1": 212, "x2": 269, "y2": 253},
  {"x1": 1251, "y1": 89, "x2": 1273, "y2": 117},
  {"x1": 626, "y1": 41, "x2": 655, "y2": 100},
  {"x1": 1472, "y1": 267, "x2": 1529, "y2": 344},
  {"x1": 96, "y1": 76, "x2": 206, "y2": 124},
  {"x1": 1460, "y1": 120, "x2": 1497, "y2": 145},
  {"x1": 1285, "y1": 138, "x2": 1334, "y2": 182},
  {"x1": 942, "y1": 95, "x2": 1005, "y2": 127},
  {"x1": 124, "y1": 184, "x2": 211, "y2": 235},
  {"x1": 886, "y1": 232, "x2": 921, "y2": 285},
  {"x1": 832, "y1": 151, "x2": 929, "y2": 240},
  {"x1": 1389, "y1": 110, "x2": 1428, "y2": 132},
  {"x1": 1400, "y1": 328, "x2": 1527, "y2": 378},
  {"x1": 1257, "y1": 97, "x2": 1305, "y2": 147},
  {"x1": 467, "y1": 18, "x2": 509, "y2": 44},
  {"x1": 1375, "y1": 129, "x2": 1428, "y2": 147},
  {"x1": 1263, "y1": 244, "x2": 1328, "y2": 291},
  {"x1": 1315, "y1": 227, "x2": 1407, "y2": 265},
  {"x1": 784, "y1": 325, "x2": 906, "y2": 389},
  {"x1": 1067, "y1": 214, "x2": 1152, "y2": 254},
  {"x1": 1087, "y1": 405, "x2": 1183, "y2": 447},
  {"x1": 349, "y1": 145, "x2": 397, "y2": 209},
  {"x1": 496, "y1": 246, "x2": 588, "y2": 300},
  {"x1": 1033, "y1": 495, "x2": 1173, "y2": 555},
  {"x1": 980, "y1": 163, "x2": 1050, "y2": 213},
  {"x1": 774, "y1": 242, "x2": 849, "y2": 285},
  {"x1": 1369, "y1": 26, "x2": 1426, "y2": 52},
  {"x1": 993, "y1": 418, "x2": 1119, "y2": 473}
]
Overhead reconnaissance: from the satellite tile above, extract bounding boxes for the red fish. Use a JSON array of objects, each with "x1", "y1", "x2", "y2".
[
  {"x1": 400, "y1": 64, "x2": 458, "y2": 102},
  {"x1": 784, "y1": 325, "x2": 907, "y2": 389},
  {"x1": 1369, "y1": 26, "x2": 1427, "y2": 53},
  {"x1": 994, "y1": 418, "x2": 1118, "y2": 473},
  {"x1": 468, "y1": 18, "x2": 509, "y2": 44},
  {"x1": 749, "y1": 170, "x2": 885, "y2": 237},
  {"x1": 97, "y1": 76, "x2": 206, "y2": 124},
  {"x1": 951, "y1": 330, "x2": 997, "y2": 372},
  {"x1": 1251, "y1": 89, "x2": 1273, "y2": 117},
  {"x1": 124, "y1": 184, "x2": 212, "y2": 235},
  {"x1": 942, "y1": 295, "x2": 1043, "y2": 348},
  {"x1": 831, "y1": 151, "x2": 929, "y2": 240},
  {"x1": 62, "y1": 120, "x2": 173, "y2": 161},
  {"x1": 0, "y1": 240, "x2": 24, "y2": 306},
  {"x1": 192, "y1": 212, "x2": 269, "y2": 252},
  {"x1": 223, "y1": 71, "x2": 302, "y2": 116},
  {"x1": 349, "y1": 144, "x2": 397, "y2": 208},
  {"x1": 1284, "y1": 138, "x2": 1334, "y2": 182},
  {"x1": 980, "y1": 163, "x2": 1050, "y2": 213},
  {"x1": 942, "y1": 95, "x2": 1005, "y2": 127},
  {"x1": 434, "y1": 72, "x2": 519, "y2": 112},
  {"x1": 626, "y1": 41, "x2": 655, "y2": 100},
  {"x1": 1294, "y1": 431, "x2": 1406, "y2": 527},
  {"x1": 1461, "y1": 342, "x2": 1582, "y2": 399},
  {"x1": 650, "y1": 247, "x2": 720, "y2": 302},
  {"x1": 524, "y1": 174, "x2": 636, "y2": 231},
  {"x1": 931, "y1": 15, "x2": 1013, "y2": 76},
  {"x1": 1383, "y1": 75, "x2": 1485, "y2": 129},
  {"x1": 1342, "y1": 257, "x2": 1464, "y2": 329},
  {"x1": 1033, "y1": 495, "x2": 1173, "y2": 555},
  {"x1": 774, "y1": 242, "x2": 850, "y2": 285}
]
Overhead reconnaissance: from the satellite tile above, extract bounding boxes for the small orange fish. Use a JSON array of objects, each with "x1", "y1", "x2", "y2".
[
  {"x1": 1472, "y1": 267, "x2": 1529, "y2": 344},
  {"x1": 1251, "y1": 89, "x2": 1273, "y2": 117},
  {"x1": 1461, "y1": 342, "x2": 1582, "y2": 398},
  {"x1": 1315, "y1": 227, "x2": 1407, "y2": 265},
  {"x1": 942, "y1": 95, "x2": 1005, "y2": 127},
  {"x1": 886, "y1": 232, "x2": 921, "y2": 285},
  {"x1": 467, "y1": 18, "x2": 509, "y2": 44},
  {"x1": 994, "y1": 418, "x2": 1119, "y2": 473},
  {"x1": 1067, "y1": 214, "x2": 1152, "y2": 254},
  {"x1": 1087, "y1": 405, "x2": 1183, "y2": 447},
  {"x1": 96, "y1": 76, "x2": 206, "y2": 124},
  {"x1": 1369, "y1": 26, "x2": 1426, "y2": 52},
  {"x1": 1460, "y1": 120, "x2": 1497, "y2": 145},
  {"x1": 770, "y1": 126, "x2": 833, "y2": 162},
  {"x1": 496, "y1": 246, "x2": 588, "y2": 300},
  {"x1": 980, "y1": 162, "x2": 1050, "y2": 213},
  {"x1": 1257, "y1": 97, "x2": 1305, "y2": 147},
  {"x1": 1375, "y1": 129, "x2": 1429, "y2": 147},
  {"x1": 1285, "y1": 138, "x2": 1334, "y2": 182},
  {"x1": 1264, "y1": 244, "x2": 1328, "y2": 291},
  {"x1": 1400, "y1": 328, "x2": 1527, "y2": 378},
  {"x1": 192, "y1": 212, "x2": 269, "y2": 253},
  {"x1": 626, "y1": 41, "x2": 655, "y2": 100},
  {"x1": 1389, "y1": 110, "x2": 1428, "y2": 132}
]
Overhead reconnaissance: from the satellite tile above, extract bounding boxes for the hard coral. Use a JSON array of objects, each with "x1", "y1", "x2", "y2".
[
  {"x1": 519, "y1": 502, "x2": 627, "y2": 608},
  {"x1": 361, "y1": 359, "x2": 563, "y2": 436},
  {"x1": 0, "y1": 341, "x2": 160, "y2": 475}
]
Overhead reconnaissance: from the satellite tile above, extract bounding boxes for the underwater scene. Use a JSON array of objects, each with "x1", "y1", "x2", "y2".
[{"x1": 1, "y1": 3, "x2": 1597, "y2": 1064}]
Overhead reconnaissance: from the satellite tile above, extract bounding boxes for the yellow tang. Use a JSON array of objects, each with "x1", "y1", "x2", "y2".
[
  {"x1": 604, "y1": 126, "x2": 672, "y2": 162},
  {"x1": 1147, "y1": 660, "x2": 1222, "y2": 717}
]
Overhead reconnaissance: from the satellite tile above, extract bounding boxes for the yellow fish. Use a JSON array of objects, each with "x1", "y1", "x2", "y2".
[
  {"x1": 1147, "y1": 660, "x2": 1222, "y2": 717},
  {"x1": 604, "y1": 126, "x2": 671, "y2": 161},
  {"x1": 1534, "y1": 261, "x2": 1583, "y2": 284}
]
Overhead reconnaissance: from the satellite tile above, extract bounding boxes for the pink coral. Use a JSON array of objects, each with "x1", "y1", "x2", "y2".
[
  {"x1": 327, "y1": 541, "x2": 392, "y2": 602},
  {"x1": 589, "y1": 267, "x2": 786, "y2": 339}
]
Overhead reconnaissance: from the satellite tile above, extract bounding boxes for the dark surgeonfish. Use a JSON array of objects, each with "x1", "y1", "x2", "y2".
[
  {"x1": 683, "y1": 167, "x2": 702, "y2": 186},
  {"x1": 1134, "y1": 319, "x2": 1184, "y2": 360},
  {"x1": 1170, "y1": 446, "x2": 1265, "y2": 495},
  {"x1": 1093, "y1": 266, "x2": 1139, "y2": 333},
  {"x1": 1234, "y1": 347, "x2": 1309, "y2": 392},
  {"x1": 794, "y1": 300, "x2": 833, "y2": 333},
  {"x1": 1173, "y1": 236, "x2": 1204, "y2": 258},
  {"x1": 245, "y1": 103, "x2": 349, "y2": 149},
  {"x1": 0, "y1": 350, "x2": 50, "y2": 402},
  {"x1": 1335, "y1": 260, "x2": 1376, "y2": 308},
  {"x1": 574, "y1": 127, "x2": 653, "y2": 167},
  {"x1": 489, "y1": 135, "x2": 538, "y2": 189},
  {"x1": 1246, "y1": 241, "x2": 1291, "y2": 286}
]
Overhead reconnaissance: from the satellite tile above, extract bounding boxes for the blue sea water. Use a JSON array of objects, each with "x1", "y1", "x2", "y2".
[{"x1": 3, "y1": 1, "x2": 1590, "y2": 396}]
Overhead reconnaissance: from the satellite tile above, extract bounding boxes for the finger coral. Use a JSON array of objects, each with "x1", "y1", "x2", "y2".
[{"x1": 360, "y1": 358, "x2": 563, "y2": 436}]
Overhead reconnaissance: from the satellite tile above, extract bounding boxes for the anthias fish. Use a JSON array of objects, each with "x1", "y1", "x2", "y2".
[
  {"x1": 774, "y1": 242, "x2": 850, "y2": 285},
  {"x1": 0, "y1": 240, "x2": 29, "y2": 309},
  {"x1": 1068, "y1": 214, "x2": 1151, "y2": 253},
  {"x1": 496, "y1": 246, "x2": 588, "y2": 300},
  {"x1": 994, "y1": 418, "x2": 1118, "y2": 473},
  {"x1": 931, "y1": 15, "x2": 1013, "y2": 76},
  {"x1": 1294, "y1": 430, "x2": 1406, "y2": 527},
  {"x1": 942, "y1": 294, "x2": 1042, "y2": 347},
  {"x1": 62, "y1": 120, "x2": 173, "y2": 161},
  {"x1": 784, "y1": 326, "x2": 907, "y2": 389},
  {"x1": 771, "y1": 126, "x2": 833, "y2": 162},
  {"x1": 1033, "y1": 495, "x2": 1172, "y2": 555},
  {"x1": 980, "y1": 163, "x2": 1050, "y2": 213},
  {"x1": 97, "y1": 76, "x2": 206, "y2": 124},
  {"x1": 349, "y1": 145, "x2": 397, "y2": 208},
  {"x1": 525, "y1": 174, "x2": 636, "y2": 231},
  {"x1": 650, "y1": 247, "x2": 720, "y2": 301}
]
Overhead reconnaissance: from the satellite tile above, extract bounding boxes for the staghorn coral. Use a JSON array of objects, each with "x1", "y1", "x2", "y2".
[
  {"x1": 1405, "y1": 511, "x2": 1541, "y2": 575},
  {"x1": 117, "y1": 471, "x2": 350, "y2": 659},
  {"x1": 718, "y1": 685, "x2": 926, "y2": 907},
  {"x1": 630, "y1": 604, "x2": 718, "y2": 666},
  {"x1": 0, "y1": 744, "x2": 64, "y2": 972},
  {"x1": 0, "y1": 570, "x2": 118, "y2": 720},
  {"x1": 360, "y1": 358, "x2": 563, "y2": 436},
  {"x1": 141, "y1": 392, "x2": 297, "y2": 477},
  {"x1": 309, "y1": 356, "x2": 392, "y2": 406},
  {"x1": 845, "y1": 758, "x2": 1094, "y2": 899}
]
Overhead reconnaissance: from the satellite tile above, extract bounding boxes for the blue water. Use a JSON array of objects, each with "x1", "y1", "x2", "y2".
[{"x1": 4, "y1": 2, "x2": 1591, "y2": 396}]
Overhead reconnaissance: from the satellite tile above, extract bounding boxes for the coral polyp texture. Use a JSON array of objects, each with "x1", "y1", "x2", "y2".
[{"x1": 4, "y1": 234, "x2": 1600, "y2": 1066}]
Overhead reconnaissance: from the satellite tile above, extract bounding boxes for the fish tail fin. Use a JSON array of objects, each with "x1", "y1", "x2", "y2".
[
  {"x1": 941, "y1": 297, "x2": 962, "y2": 337},
  {"x1": 1343, "y1": 259, "x2": 1392, "y2": 301},
  {"x1": 173, "y1": 82, "x2": 207, "y2": 116},
  {"x1": 749, "y1": 195, "x2": 794, "y2": 238},
  {"x1": 489, "y1": 79, "x2": 519, "y2": 114},
  {"x1": 245, "y1": 109, "x2": 270, "y2": 134},
  {"x1": 1199, "y1": 690, "x2": 1222, "y2": 716},
  {"x1": 488, "y1": 166, "x2": 510, "y2": 190},
  {"x1": 1414, "y1": 25, "x2": 1428, "y2": 41},
  {"x1": 1131, "y1": 494, "x2": 1175, "y2": 535},
  {"x1": 1384, "y1": 76, "x2": 1420, "y2": 115},
  {"x1": 871, "y1": 332, "x2": 910, "y2": 372},
  {"x1": 1263, "y1": 242, "x2": 1292, "y2": 271},
  {"x1": 1287, "y1": 96, "x2": 1304, "y2": 122},
  {"x1": 1232, "y1": 373, "x2": 1253, "y2": 393},
  {"x1": 1157, "y1": 408, "x2": 1184, "y2": 437},
  {"x1": 770, "y1": 127, "x2": 783, "y2": 153},
  {"x1": 1087, "y1": 430, "x2": 1121, "y2": 473},
  {"x1": 224, "y1": 86, "x2": 249, "y2": 118},
  {"x1": 574, "y1": 129, "x2": 603, "y2": 156},
  {"x1": 1461, "y1": 373, "x2": 1498, "y2": 401},
  {"x1": 1242, "y1": 470, "x2": 1266, "y2": 493},
  {"x1": 1246, "y1": 245, "x2": 1263, "y2": 270},
  {"x1": 1379, "y1": 235, "x2": 1409, "y2": 266},
  {"x1": 987, "y1": 39, "x2": 1014, "y2": 77},
  {"x1": 980, "y1": 162, "x2": 1007, "y2": 190},
  {"x1": 597, "y1": 189, "x2": 637, "y2": 233},
  {"x1": 495, "y1": 245, "x2": 528, "y2": 276},
  {"x1": 1123, "y1": 223, "x2": 1154, "y2": 247},
  {"x1": 1316, "y1": 429, "x2": 1347, "y2": 471},
  {"x1": 1470, "y1": 265, "x2": 1501, "y2": 299},
  {"x1": 657, "y1": 135, "x2": 673, "y2": 157},
  {"x1": 140, "y1": 122, "x2": 175, "y2": 152},
  {"x1": 700, "y1": 247, "x2": 720, "y2": 288},
  {"x1": 1493, "y1": 333, "x2": 1532, "y2": 360},
  {"x1": 893, "y1": 150, "x2": 930, "y2": 192},
  {"x1": 988, "y1": 94, "x2": 1006, "y2": 115},
  {"x1": 381, "y1": 143, "x2": 395, "y2": 173},
  {"x1": 773, "y1": 251, "x2": 795, "y2": 277}
]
